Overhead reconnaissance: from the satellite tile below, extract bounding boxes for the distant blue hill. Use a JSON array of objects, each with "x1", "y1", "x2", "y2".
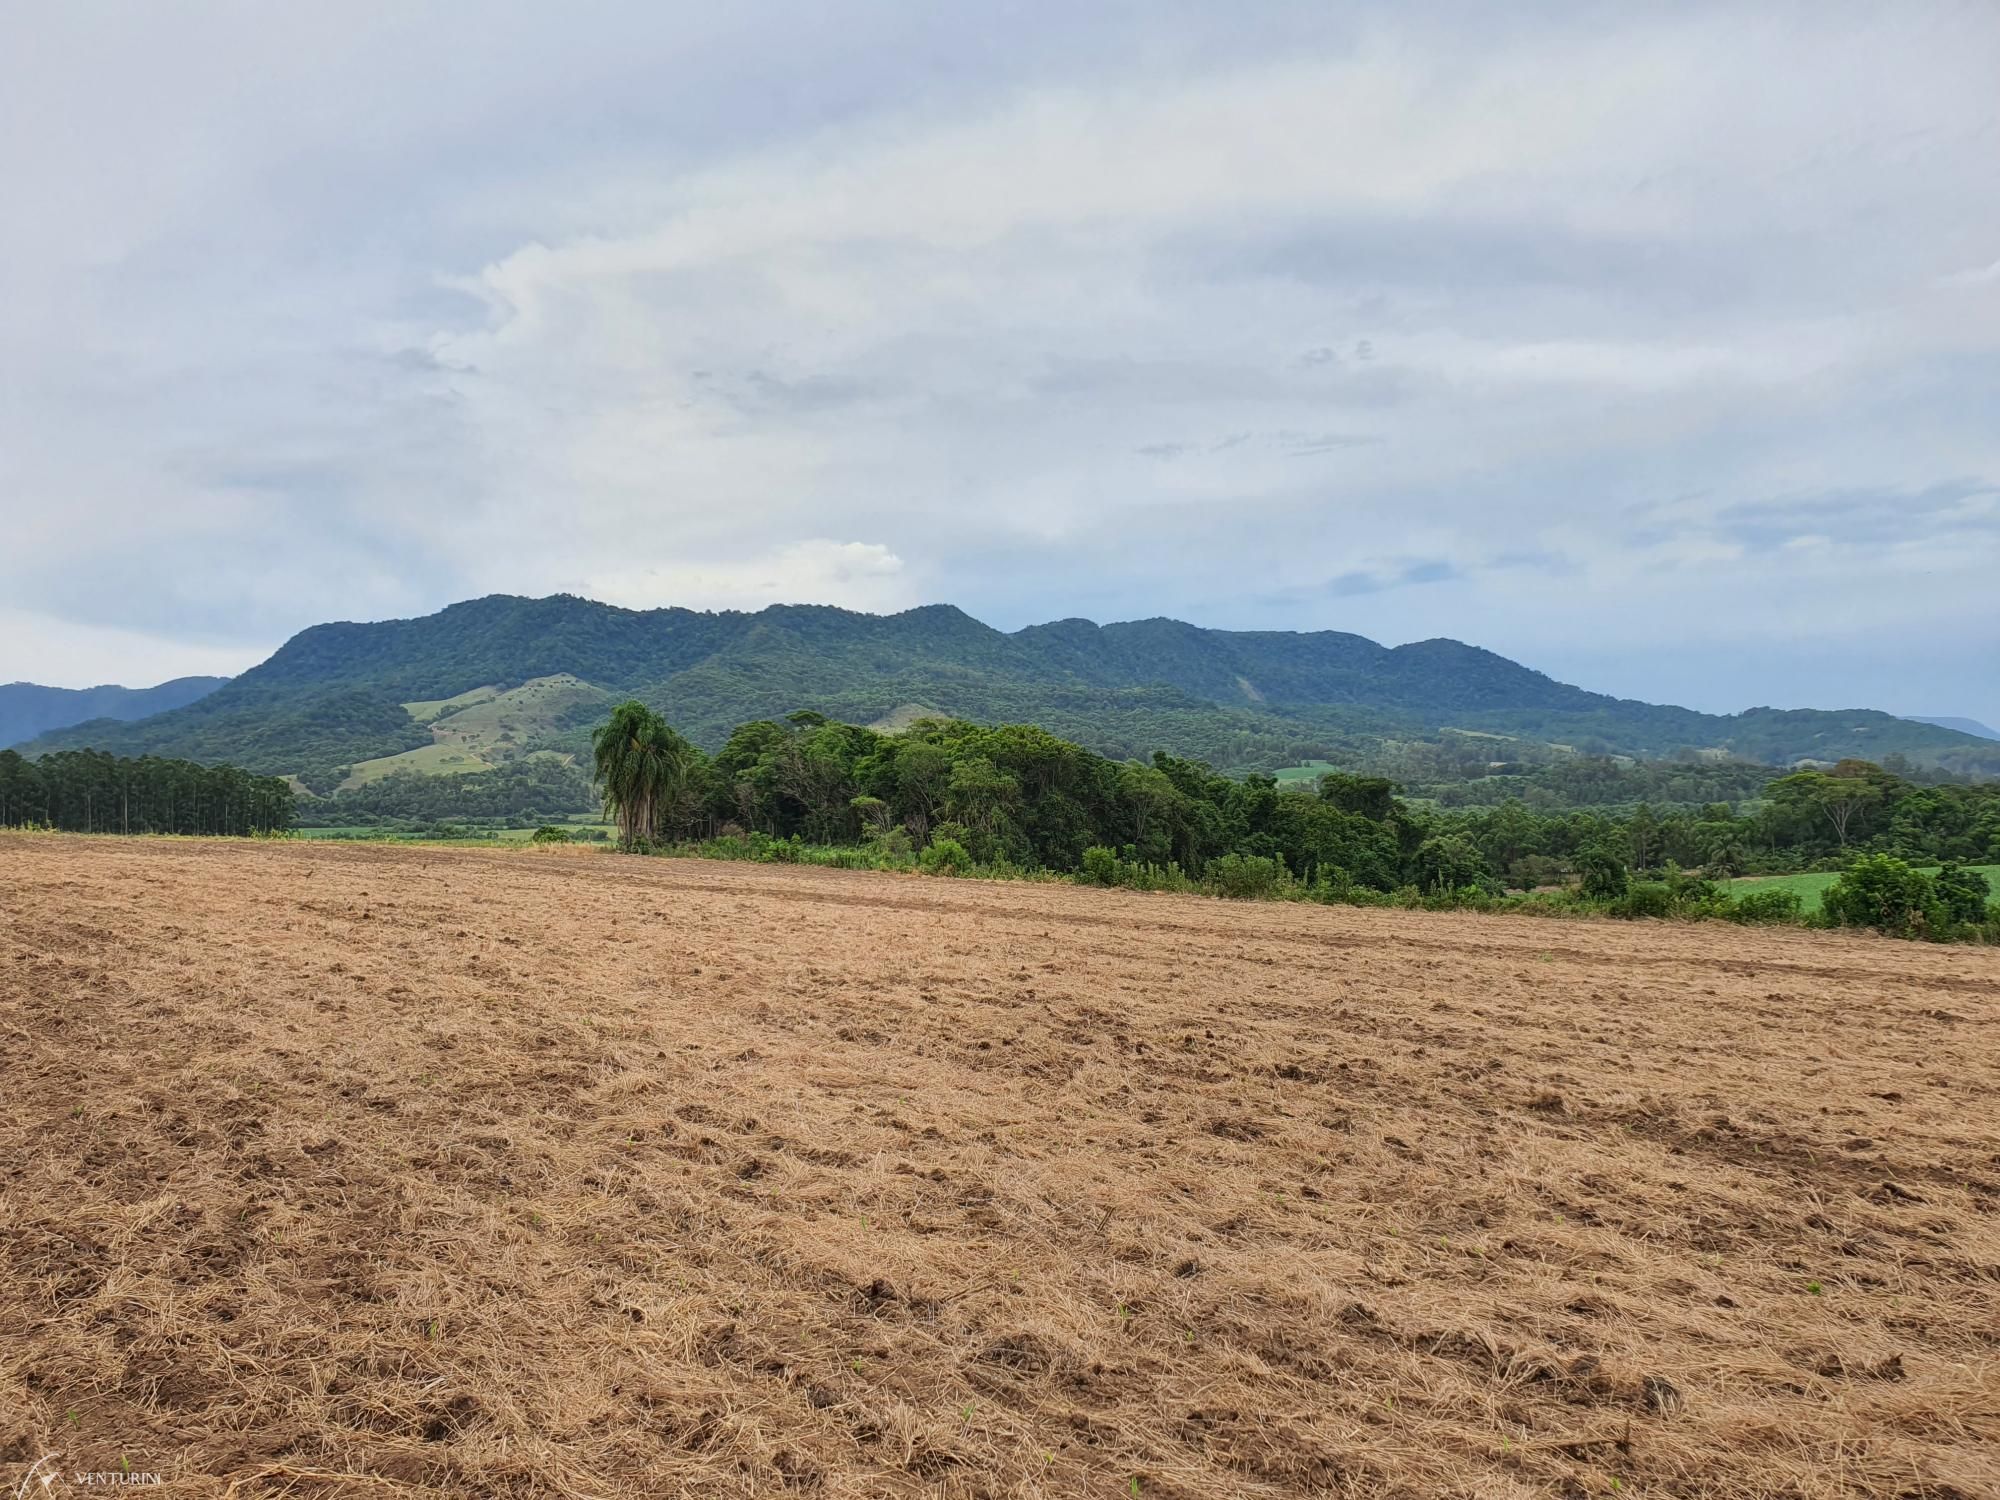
[
  {"x1": 0, "y1": 676, "x2": 229, "y2": 751},
  {"x1": 1907, "y1": 715, "x2": 2000, "y2": 742}
]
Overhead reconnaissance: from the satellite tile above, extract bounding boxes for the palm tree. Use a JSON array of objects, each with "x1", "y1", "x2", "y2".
[{"x1": 592, "y1": 701, "x2": 692, "y2": 848}]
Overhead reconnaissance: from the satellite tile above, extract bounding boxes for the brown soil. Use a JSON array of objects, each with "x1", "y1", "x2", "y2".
[{"x1": 2, "y1": 833, "x2": 1997, "y2": 1498}]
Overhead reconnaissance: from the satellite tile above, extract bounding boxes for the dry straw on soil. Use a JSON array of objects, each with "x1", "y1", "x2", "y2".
[{"x1": 1, "y1": 833, "x2": 1997, "y2": 1497}]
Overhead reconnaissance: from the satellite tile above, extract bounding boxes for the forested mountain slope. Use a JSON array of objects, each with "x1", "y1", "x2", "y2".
[
  {"x1": 0, "y1": 676, "x2": 228, "y2": 751},
  {"x1": 20, "y1": 594, "x2": 2000, "y2": 789}
]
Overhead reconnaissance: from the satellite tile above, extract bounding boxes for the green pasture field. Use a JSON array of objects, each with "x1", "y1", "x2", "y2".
[
  {"x1": 1730, "y1": 864, "x2": 1999, "y2": 911},
  {"x1": 339, "y1": 741, "x2": 497, "y2": 788},
  {"x1": 402, "y1": 684, "x2": 503, "y2": 724},
  {"x1": 422, "y1": 676, "x2": 609, "y2": 753},
  {"x1": 1270, "y1": 760, "x2": 1338, "y2": 786}
]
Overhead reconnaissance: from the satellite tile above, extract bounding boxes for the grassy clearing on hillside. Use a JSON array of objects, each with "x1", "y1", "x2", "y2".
[
  {"x1": 866, "y1": 702, "x2": 946, "y2": 734},
  {"x1": 424, "y1": 674, "x2": 612, "y2": 755},
  {"x1": 337, "y1": 741, "x2": 495, "y2": 788},
  {"x1": 3, "y1": 834, "x2": 1996, "y2": 1496},
  {"x1": 1269, "y1": 758, "x2": 1337, "y2": 785},
  {"x1": 1732, "y1": 863, "x2": 2000, "y2": 911},
  {"x1": 338, "y1": 676, "x2": 612, "y2": 788},
  {"x1": 402, "y1": 684, "x2": 502, "y2": 724}
]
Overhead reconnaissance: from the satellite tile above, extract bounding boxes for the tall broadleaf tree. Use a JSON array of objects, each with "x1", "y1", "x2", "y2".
[{"x1": 592, "y1": 701, "x2": 694, "y2": 848}]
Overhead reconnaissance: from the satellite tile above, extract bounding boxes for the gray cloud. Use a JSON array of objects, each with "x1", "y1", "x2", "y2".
[
  {"x1": 1325, "y1": 560, "x2": 1461, "y2": 598},
  {"x1": 2, "y1": 2, "x2": 1997, "y2": 727},
  {"x1": 1710, "y1": 480, "x2": 2000, "y2": 551},
  {"x1": 1282, "y1": 431, "x2": 1381, "y2": 456}
]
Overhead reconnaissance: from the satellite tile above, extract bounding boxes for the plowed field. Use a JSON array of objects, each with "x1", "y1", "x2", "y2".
[{"x1": 2, "y1": 834, "x2": 1997, "y2": 1497}]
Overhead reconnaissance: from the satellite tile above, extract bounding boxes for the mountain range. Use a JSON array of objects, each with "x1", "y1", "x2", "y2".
[
  {"x1": 15, "y1": 594, "x2": 2000, "y2": 791},
  {"x1": 1, "y1": 676, "x2": 229, "y2": 754},
  {"x1": 1907, "y1": 715, "x2": 2000, "y2": 742}
]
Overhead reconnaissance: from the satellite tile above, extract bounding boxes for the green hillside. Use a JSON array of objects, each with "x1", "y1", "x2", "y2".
[
  {"x1": 20, "y1": 594, "x2": 2000, "y2": 792},
  {"x1": 336, "y1": 675, "x2": 610, "y2": 789}
]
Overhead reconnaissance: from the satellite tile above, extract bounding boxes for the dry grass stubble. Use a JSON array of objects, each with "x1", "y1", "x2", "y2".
[{"x1": 1, "y1": 834, "x2": 1997, "y2": 1496}]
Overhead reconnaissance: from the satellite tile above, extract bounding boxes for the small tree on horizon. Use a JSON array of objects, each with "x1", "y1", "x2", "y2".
[{"x1": 592, "y1": 700, "x2": 695, "y2": 849}]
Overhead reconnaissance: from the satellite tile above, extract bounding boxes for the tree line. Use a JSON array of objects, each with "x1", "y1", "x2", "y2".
[
  {"x1": 587, "y1": 703, "x2": 1999, "y2": 887},
  {"x1": 0, "y1": 748, "x2": 295, "y2": 836},
  {"x1": 1435, "y1": 760, "x2": 1999, "y2": 888},
  {"x1": 592, "y1": 701, "x2": 1424, "y2": 881},
  {"x1": 585, "y1": 703, "x2": 1993, "y2": 942}
]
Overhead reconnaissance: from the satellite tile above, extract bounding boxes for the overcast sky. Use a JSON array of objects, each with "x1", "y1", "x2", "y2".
[{"x1": 4, "y1": 2, "x2": 1997, "y2": 726}]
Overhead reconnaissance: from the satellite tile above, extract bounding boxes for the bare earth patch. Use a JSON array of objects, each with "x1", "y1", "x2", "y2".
[{"x1": 1, "y1": 834, "x2": 1997, "y2": 1497}]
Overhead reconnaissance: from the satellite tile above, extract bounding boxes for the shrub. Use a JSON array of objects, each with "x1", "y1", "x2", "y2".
[
  {"x1": 929, "y1": 820, "x2": 979, "y2": 860},
  {"x1": 1726, "y1": 888, "x2": 1804, "y2": 925},
  {"x1": 530, "y1": 825, "x2": 571, "y2": 844},
  {"x1": 1507, "y1": 854, "x2": 1568, "y2": 891},
  {"x1": 868, "y1": 827, "x2": 915, "y2": 862},
  {"x1": 1411, "y1": 835, "x2": 1488, "y2": 895},
  {"x1": 920, "y1": 837, "x2": 972, "y2": 876},
  {"x1": 1205, "y1": 852, "x2": 1284, "y2": 900},
  {"x1": 1662, "y1": 863, "x2": 1729, "y2": 918},
  {"x1": 1821, "y1": 855, "x2": 1948, "y2": 939},
  {"x1": 1933, "y1": 863, "x2": 1991, "y2": 926},
  {"x1": 1080, "y1": 846, "x2": 1121, "y2": 887},
  {"x1": 1124, "y1": 861, "x2": 1192, "y2": 894},
  {"x1": 689, "y1": 832, "x2": 760, "y2": 861},
  {"x1": 1577, "y1": 847, "x2": 1629, "y2": 900},
  {"x1": 1609, "y1": 881, "x2": 1674, "y2": 919},
  {"x1": 1426, "y1": 883, "x2": 1498, "y2": 912}
]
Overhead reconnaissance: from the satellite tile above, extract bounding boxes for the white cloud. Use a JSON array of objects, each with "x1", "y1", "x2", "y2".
[
  {"x1": 1, "y1": 3, "x2": 1997, "y2": 724},
  {"x1": 0, "y1": 609, "x2": 259, "y2": 690},
  {"x1": 1941, "y1": 258, "x2": 2000, "y2": 289},
  {"x1": 583, "y1": 540, "x2": 914, "y2": 614},
  {"x1": 418, "y1": 6, "x2": 2000, "y2": 596}
]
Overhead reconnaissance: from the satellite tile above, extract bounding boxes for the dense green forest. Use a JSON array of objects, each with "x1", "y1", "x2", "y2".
[
  {"x1": 0, "y1": 748, "x2": 294, "y2": 836},
  {"x1": 595, "y1": 709, "x2": 2000, "y2": 878},
  {"x1": 23, "y1": 594, "x2": 2000, "y2": 787},
  {"x1": 1434, "y1": 763, "x2": 2000, "y2": 884},
  {"x1": 1407, "y1": 748, "x2": 1978, "y2": 812}
]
